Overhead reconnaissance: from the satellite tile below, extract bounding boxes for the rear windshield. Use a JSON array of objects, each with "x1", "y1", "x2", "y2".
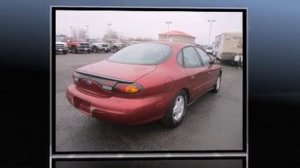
[{"x1": 107, "y1": 43, "x2": 171, "y2": 65}]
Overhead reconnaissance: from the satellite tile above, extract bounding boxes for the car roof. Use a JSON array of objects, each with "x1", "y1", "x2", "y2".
[{"x1": 137, "y1": 40, "x2": 195, "y2": 48}]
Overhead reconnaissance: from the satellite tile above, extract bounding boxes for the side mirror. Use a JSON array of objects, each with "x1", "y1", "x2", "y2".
[{"x1": 209, "y1": 56, "x2": 216, "y2": 64}]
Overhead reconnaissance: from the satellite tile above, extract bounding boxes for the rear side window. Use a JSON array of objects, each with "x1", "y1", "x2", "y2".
[
  {"x1": 107, "y1": 43, "x2": 171, "y2": 65},
  {"x1": 196, "y1": 48, "x2": 211, "y2": 66},
  {"x1": 177, "y1": 51, "x2": 184, "y2": 66},
  {"x1": 182, "y1": 47, "x2": 202, "y2": 68}
]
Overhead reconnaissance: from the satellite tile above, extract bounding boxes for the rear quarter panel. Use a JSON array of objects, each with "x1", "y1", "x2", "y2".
[
  {"x1": 207, "y1": 64, "x2": 222, "y2": 88},
  {"x1": 135, "y1": 43, "x2": 190, "y2": 103}
]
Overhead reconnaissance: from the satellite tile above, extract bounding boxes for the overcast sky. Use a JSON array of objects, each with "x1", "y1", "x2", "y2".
[{"x1": 56, "y1": 10, "x2": 242, "y2": 45}]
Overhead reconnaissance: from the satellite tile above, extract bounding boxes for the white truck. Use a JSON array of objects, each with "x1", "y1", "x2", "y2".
[
  {"x1": 89, "y1": 40, "x2": 110, "y2": 53},
  {"x1": 213, "y1": 32, "x2": 243, "y2": 65},
  {"x1": 56, "y1": 35, "x2": 68, "y2": 54},
  {"x1": 105, "y1": 38, "x2": 128, "y2": 53}
]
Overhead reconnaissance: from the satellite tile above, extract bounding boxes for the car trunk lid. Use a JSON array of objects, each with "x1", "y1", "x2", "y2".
[
  {"x1": 78, "y1": 60, "x2": 157, "y2": 82},
  {"x1": 74, "y1": 60, "x2": 156, "y2": 97}
]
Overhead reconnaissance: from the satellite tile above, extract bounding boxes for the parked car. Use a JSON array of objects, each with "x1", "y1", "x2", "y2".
[
  {"x1": 66, "y1": 42, "x2": 222, "y2": 127},
  {"x1": 105, "y1": 39, "x2": 128, "y2": 52},
  {"x1": 89, "y1": 40, "x2": 110, "y2": 53},
  {"x1": 67, "y1": 40, "x2": 91, "y2": 54},
  {"x1": 55, "y1": 41, "x2": 68, "y2": 54},
  {"x1": 205, "y1": 46, "x2": 213, "y2": 54}
]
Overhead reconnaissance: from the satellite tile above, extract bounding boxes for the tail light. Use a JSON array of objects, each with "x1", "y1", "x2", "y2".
[
  {"x1": 72, "y1": 72, "x2": 79, "y2": 84},
  {"x1": 72, "y1": 71, "x2": 142, "y2": 94},
  {"x1": 113, "y1": 83, "x2": 143, "y2": 94}
]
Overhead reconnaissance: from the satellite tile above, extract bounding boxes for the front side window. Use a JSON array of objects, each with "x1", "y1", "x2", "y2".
[
  {"x1": 196, "y1": 48, "x2": 211, "y2": 66},
  {"x1": 107, "y1": 43, "x2": 171, "y2": 65},
  {"x1": 182, "y1": 47, "x2": 202, "y2": 68}
]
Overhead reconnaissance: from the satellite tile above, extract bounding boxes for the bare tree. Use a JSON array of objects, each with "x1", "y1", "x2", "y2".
[
  {"x1": 78, "y1": 28, "x2": 87, "y2": 41},
  {"x1": 71, "y1": 28, "x2": 77, "y2": 40},
  {"x1": 103, "y1": 29, "x2": 119, "y2": 41},
  {"x1": 70, "y1": 27, "x2": 87, "y2": 41}
]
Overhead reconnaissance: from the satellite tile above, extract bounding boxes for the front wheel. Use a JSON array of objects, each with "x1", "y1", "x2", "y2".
[
  {"x1": 161, "y1": 91, "x2": 187, "y2": 128},
  {"x1": 71, "y1": 47, "x2": 76, "y2": 54},
  {"x1": 212, "y1": 75, "x2": 221, "y2": 93},
  {"x1": 112, "y1": 46, "x2": 118, "y2": 53}
]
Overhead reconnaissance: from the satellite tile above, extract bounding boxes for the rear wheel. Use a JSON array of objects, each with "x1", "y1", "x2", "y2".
[
  {"x1": 161, "y1": 91, "x2": 187, "y2": 128},
  {"x1": 212, "y1": 75, "x2": 221, "y2": 93}
]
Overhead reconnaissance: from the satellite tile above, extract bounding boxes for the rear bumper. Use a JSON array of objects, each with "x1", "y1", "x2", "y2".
[
  {"x1": 96, "y1": 46, "x2": 110, "y2": 51},
  {"x1": 56, "y1": 47, "x2": 68, "y2": 53},
  {"x1": 76, "y1": 47, "x2": 91, "y2": 53},
  {"x1": 66, "y1": 84, "x2": 170, "y2": 125}
]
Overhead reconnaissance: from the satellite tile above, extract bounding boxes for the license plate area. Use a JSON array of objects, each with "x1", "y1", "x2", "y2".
[{"x1": 73, "y1": 97, "x2": 91, "y2": 114}]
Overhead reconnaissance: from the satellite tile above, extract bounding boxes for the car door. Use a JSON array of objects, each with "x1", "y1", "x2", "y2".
[
  {"x1": 196, "y1": 47, "x2": 219, "y2": 89},
  {"x1": 180, "y1": 46, "x2": 208, "y2": 101}
]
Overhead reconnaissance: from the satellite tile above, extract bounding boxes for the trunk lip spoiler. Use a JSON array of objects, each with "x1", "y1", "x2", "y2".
[{"x1": 75, "y1": 70, "x2": 133, "y2": 83}]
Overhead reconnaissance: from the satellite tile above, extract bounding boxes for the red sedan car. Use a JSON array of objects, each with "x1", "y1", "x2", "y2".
[{"x1": 66, "y1": 42, "x2": 222, "y2": 127}]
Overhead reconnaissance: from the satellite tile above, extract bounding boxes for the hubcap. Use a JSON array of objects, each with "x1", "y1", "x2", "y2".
[
  {"x1": 216, "y1": 77, "x2": 221, "y2": 90},
  {"x1": 172, "y1": 95, "x2": 185, "y2": 121}
]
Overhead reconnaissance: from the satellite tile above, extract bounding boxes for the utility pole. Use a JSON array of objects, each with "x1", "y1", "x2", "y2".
[
  {"x1": 207, "y1": 20, "x2": 215, "y2": 46},
  {"x1": 165, "y1": 21, "x2": 172, "y2": 41},
  {"x1": 107, "y1": 23, "x2": 112, "y2": 40},
  {"x1": 85, "y1": 25, "x2": 89, "y2": 40},
  {"x1": 70, "y1": 26, "x2": 73, "y2": 38}
]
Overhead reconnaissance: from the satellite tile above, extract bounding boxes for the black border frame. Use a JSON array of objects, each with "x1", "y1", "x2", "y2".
[
  {"x1": 51, "y1": 7, "x2": 247, "y2": 154},
  {"x1": 52, "y1": 157, "x2": 246, "y2": 168}
]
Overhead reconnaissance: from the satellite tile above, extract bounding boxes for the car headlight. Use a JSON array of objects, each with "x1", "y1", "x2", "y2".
[{"x1": 76, "y1": 43, "x2": 81, "y2": 47}]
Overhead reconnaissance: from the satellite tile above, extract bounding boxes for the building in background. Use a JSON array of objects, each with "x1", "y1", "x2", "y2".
[{"x1": 158, "y1": 30, "x2": 196, "y2": 44}]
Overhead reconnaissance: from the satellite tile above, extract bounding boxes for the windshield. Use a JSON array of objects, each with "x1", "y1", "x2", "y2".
[{"x1": 107, "y1": 43, "x2": 171, "y2": 65}]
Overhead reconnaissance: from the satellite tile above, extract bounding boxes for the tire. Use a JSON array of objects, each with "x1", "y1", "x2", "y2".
[
  {"x1": 92, "y1": 46, "x2": 98, "y2": 53},
  {"x1": 161, "y1": 91, "x2": 187, "y2": 128},
  {"x1": 71, "y1": 47, "x2": 76, "y2": 54},
  {"x1": 112, "y1": 46, "x2": 118, "y2": 53},
  {"x1": 212, "y1": 75, "x2": 221, "y2": 93},
  {"x1": 63, "y1": 50, "x2": 68, "y2": 55}
]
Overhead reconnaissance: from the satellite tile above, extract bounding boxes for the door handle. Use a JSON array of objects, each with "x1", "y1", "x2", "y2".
[{"x1": 191, "y1": 75, "x2": 195, "y2": 79}]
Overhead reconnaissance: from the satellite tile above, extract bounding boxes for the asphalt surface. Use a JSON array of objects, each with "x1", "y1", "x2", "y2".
[{"x1": 55, "y1": 53, "x2": 243, "y2": 152}]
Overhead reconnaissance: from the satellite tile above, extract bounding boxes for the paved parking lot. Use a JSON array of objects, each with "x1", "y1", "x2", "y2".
[{"x1": 55, "y1": 53, "x2": 243, "y2": 152}]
